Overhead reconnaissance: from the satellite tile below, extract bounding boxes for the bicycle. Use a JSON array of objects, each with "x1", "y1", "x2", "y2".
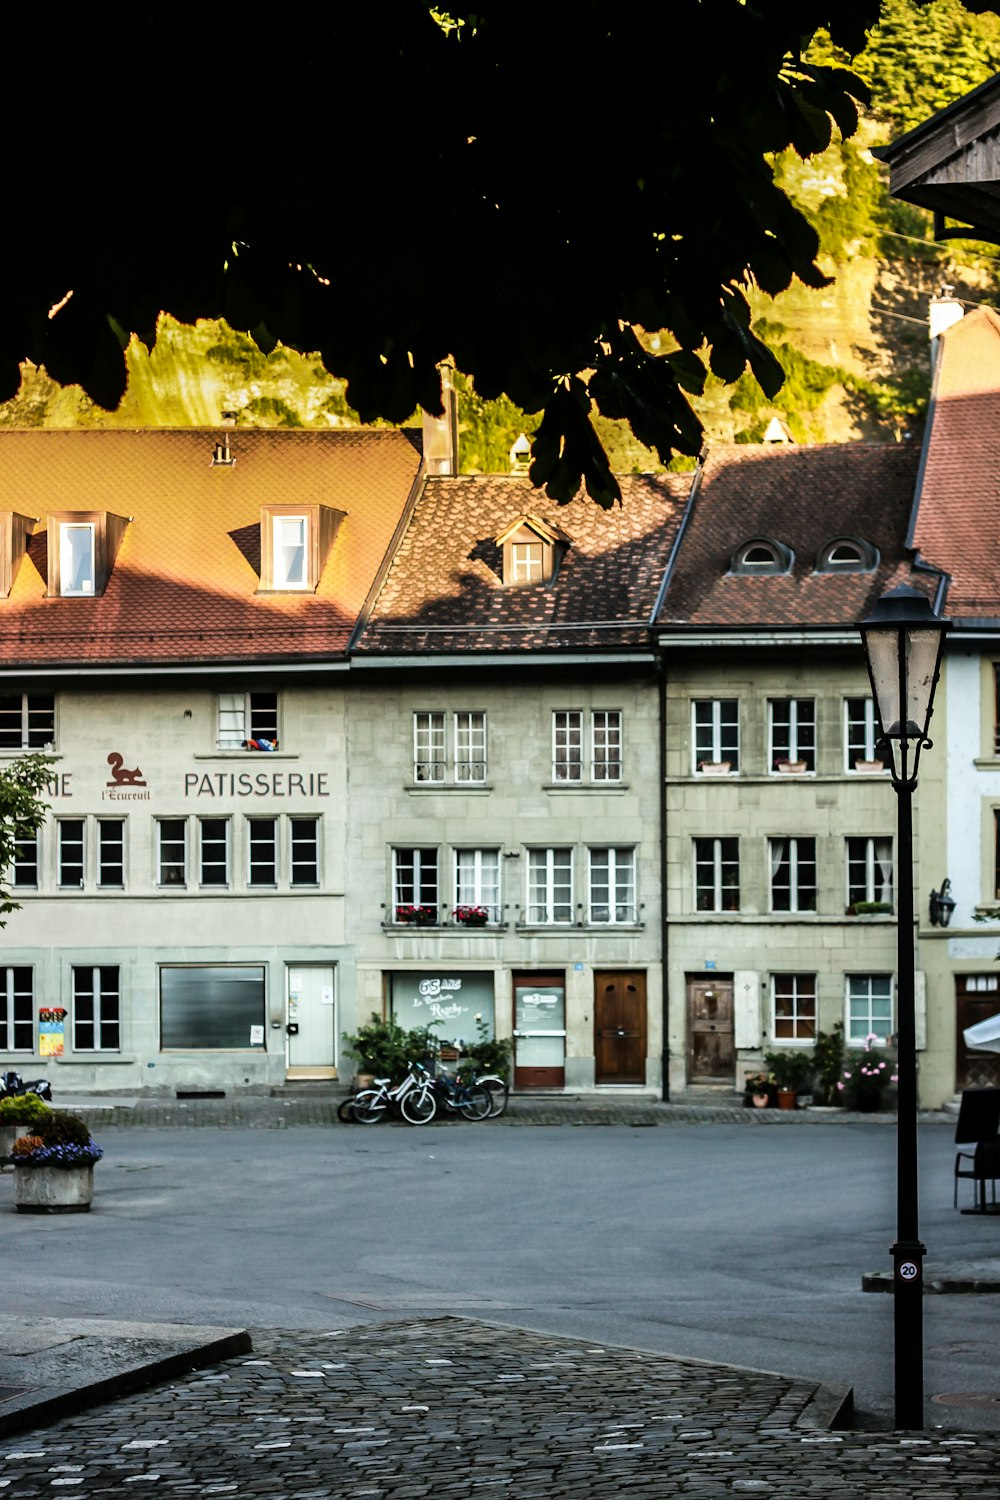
[
  {"x1": 428, "y1": 1065, "x2": 493, "y2": 1122},
  {"x1": 467, "y1": 1069, "x2": 509, "y2": 1118},
  {"x1": 348, "y1": 1064, "x2": 427, "y2": 1124}
]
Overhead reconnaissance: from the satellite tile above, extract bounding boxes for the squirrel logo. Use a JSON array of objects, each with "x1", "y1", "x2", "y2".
[{"x1": 106, "y1": 752, "x2": 147, "y2": 788}]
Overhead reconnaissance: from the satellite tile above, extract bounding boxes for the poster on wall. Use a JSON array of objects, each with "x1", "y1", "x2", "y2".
[
  {"x1": 39, "y1": 1007, "x2": 67, "y2": 1058},
  {"x1": 390, "y1": 972, "x2": 495, "y2": 1046}
]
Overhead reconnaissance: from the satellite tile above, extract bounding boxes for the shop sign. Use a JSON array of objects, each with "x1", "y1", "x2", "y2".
[
  {"x1": 390, "y1": 971, "x2": 495, "y2": 1042},
  {"x1": 515, "y1": 985, "x2": 565, "y2": 1031}
]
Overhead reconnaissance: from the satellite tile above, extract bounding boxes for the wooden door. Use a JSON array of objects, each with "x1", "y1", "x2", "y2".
[
  {"x1": 594, "y1": 972, "x2": 647, "y2": 1084},
  {"x1": 687, "y1": 975, "x2": 735, "y2": 1082},
  {"x1": 956, "y1": 980, "x2": 1000, "y2": 1091}
]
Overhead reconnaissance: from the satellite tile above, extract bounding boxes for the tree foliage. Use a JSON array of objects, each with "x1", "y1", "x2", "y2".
[
  {"x1": 0, "y1": 757, "x2": 51, "y2": 926},
  {"x1": 2, "y1": 5, "x2": 879, "y2": 507}
]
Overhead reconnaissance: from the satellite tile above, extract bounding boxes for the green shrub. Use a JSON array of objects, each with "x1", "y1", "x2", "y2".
[
  {"x1": 0, "y1": 1093, "x2": 52, "y2": 1127},
  {"x1": 36, "y1": 1112, "x2": 93, "y2": 1149}
]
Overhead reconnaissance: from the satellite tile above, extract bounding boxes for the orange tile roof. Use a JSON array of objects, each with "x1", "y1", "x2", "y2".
[
  {"x1": 911, "y1": 307, "x2": 1000, "y2": 618},
  {"x1": 357, "y1": 474, "x2": 690, "y2": 653},
  {"x1": 0, "y1": 428, "x2": 421, "y2": 667}
]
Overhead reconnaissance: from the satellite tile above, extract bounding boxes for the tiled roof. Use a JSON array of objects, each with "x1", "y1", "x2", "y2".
[
  {"x1": 656, "y1": 443, "x2": 931, "y2": 629},
  {"x1": 910, "y1": 307, "x2": 1000, "y2": 619},
  {"x1": 0, "y1": 428, "x2": 421, "y2": 667},
  {"x1": 356, "y1": 474, "x2": 690, "y2": 654}
]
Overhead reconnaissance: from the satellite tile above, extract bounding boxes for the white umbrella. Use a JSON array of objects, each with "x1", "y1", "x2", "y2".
[{"x1": 963, "y1": 1013, "x2": 1000, "y2": 1053}]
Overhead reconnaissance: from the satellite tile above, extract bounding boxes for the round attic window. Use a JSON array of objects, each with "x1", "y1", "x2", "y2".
[
  {"x1": 731, "y1": 539, "x2": 793, "y2": 575},
  {"x1": 817, "y1": 537, "x2": 878, "y2": 573}
]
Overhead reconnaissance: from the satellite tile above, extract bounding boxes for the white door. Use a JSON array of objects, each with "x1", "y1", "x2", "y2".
[{"x1": 286, "y1": 965, "x2": 336, "y2": 1074}]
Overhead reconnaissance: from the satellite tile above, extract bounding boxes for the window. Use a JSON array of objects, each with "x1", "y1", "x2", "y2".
[
  {"x1": 13, "y1": 833, "x2": 37, "y2": 889},
  {"x1": 60, "y1": 522, "x2": 95, "y2": 595},
  {"x1": 847, "y1": 975, "x2": 893, "y2": 1044},
  {"x1": 248, "y1": 819, "x2": 277, "y2": 886},
  {"x1": 527, "y1": 847, "x2": 573, "y2": 924},
  {"x1": 217, "y1": 692, "x2": 279, "y2": 751},
  {"x1": 771, "y1": 974, "x2": 817, "y2": 1041},
  {"x1": 455, "y1": 848, "x2": 500, "y2": 920},
  {"x1": 73, "y1": 965, "x2": 120, "y2": 1051},
  {"x1": 97, "y1": 819, "x2": 125, "y2": 888},
  {"x1": 694, "y1": 838, "x2": 740, "y2": 912},
  {"x1": 693, "y1": 700, "x2": 739, "y2": 772},
  {"x1": 0, "y1": 693, "x2": 54, "y2": 749},
  {"x1": 847, "y1": 837, "x2": 893, "y2": 908},
  {"x1": 199, "y1": 819, "x2": 229, "y2": 886},
  {"x1": 588, "y1": 847, "x2": 636, "y2": 924},
  {"x1": 413, "y1": 712, "x2": 487, "y2": 783},
  {"x1": 157, "y1": 819, "x2": 186, "y2": 886},
  {"x1": 393, "y1": 848, "x2": 439, "y2": 913},
  {"x1": 730, "y1": 538, "x2": 793, "y2": 575},
  {"x1": 290, "y1": 817, "x2": 319, "y2": 886},
  {"x1": 994, "y1": 666, "x2": 1000, "y2": 755},
  {"x1": 160, "y1": 965, "x2": 266, "y2": 1049},
  {"x1": 817, "y1": 537, "x2": 878, "y2": 573},
  {"x1": 552, "y1": 710, "x2": 621, "y2": 782},
  {"x1": 769, "y1": 838, "x2": 816, "y2": 913},
  {"x1": 58, "y1": 819, "x2": 85, "y2": 887},
  {"x1": 0, "y1": 967, "x2": 33, "y2": 1052},
  {"x1": 769, "y1": 699, "x2": 815, "y2": 771},
  {"x1": 512, "y1": 541, "x2": 544, "y2": 582},
  {"x1": 495, "y1": 514, "x2": 566, "y2": 587},
  {"x1": 845, "y1": 697, "x2": 881, "y2": 768},
  {"x1": 273, "y1": 515, "x2": 307, "y2": 589}
]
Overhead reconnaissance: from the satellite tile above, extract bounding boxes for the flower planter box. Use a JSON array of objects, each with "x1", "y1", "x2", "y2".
[
  {"x1": 854, "y1": 759, "x2": 884, "y2": 774},
  {"x1": 775, "y1": 761, "x2": 808, "y2": 774},
  {"x1": 698, "y1": 761, "x2": 732, "y2": 776},
  {"x1": 14, "y1": 1164, "x2": 94, "y2": 1213}
]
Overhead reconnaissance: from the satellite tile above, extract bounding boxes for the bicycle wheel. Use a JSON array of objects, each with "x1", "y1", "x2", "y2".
[
  {"x1": 480, "y1": 1077, "x2": 509, "y2": 1118},
  {"x1": 351, "y1": 1089, "x2": 389, "y2": 1124},
  {"x1": 337, "y1": 1097, "x2": 359, "y2": 1123},
  {"x1": 458, "y1": 1084, "x2": 493, "y2": 1121},
  {"x1": 400, "y1": 1086, "x2": 437, "y2": 1125}
]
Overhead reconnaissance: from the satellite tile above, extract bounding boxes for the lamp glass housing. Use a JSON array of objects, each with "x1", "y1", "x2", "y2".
[{"x1": 859, "y1": 587, "x2": 948, "y2": 782}]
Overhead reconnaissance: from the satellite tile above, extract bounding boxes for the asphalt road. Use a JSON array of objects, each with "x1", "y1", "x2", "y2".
[{"x1": 1, "y1": 1120, "x2": 997, "y2": 1429}]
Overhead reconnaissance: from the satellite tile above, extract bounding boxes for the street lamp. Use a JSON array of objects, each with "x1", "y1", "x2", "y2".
[{"x1": 859, "y1": 583, "x2": 949, "y2": 1431}]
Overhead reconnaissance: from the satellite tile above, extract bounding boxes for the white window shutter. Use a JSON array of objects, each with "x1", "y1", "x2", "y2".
[
  {"x1": 733, "y1": 970, "x2": 762, "y2": 1049},
  {"x1": 914, "y1": 971, "x2": 926, "y2": 1052}
]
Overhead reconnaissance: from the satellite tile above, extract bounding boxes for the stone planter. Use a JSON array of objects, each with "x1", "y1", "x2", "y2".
[
  {"x1": 13, "y1": 1164, "x2": 94, "y2": 1213},
  {"x1": 0, "y1": 1123, "x2": 27, "y2": 1169}
]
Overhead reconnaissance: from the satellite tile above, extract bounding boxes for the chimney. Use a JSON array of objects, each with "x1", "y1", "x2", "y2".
[
  {"x1": 509, "y1": 432, "x2": 532, "y2": 473},
  {"x1": 421, "y1": 363, "x2": 459, "y2": 476},
  {"x1": 929, "y1": 285, "x2": 964, "y2": 372}
]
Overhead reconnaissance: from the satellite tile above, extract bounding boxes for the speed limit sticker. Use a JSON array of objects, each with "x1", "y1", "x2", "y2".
[{"x1": 898, "y1": 1261, "x2": 920, "y2": 1281}]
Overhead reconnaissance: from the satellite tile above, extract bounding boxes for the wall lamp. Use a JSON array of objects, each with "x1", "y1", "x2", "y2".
[{"x1": 929, "y1": 878, "x2": 955, "y2": 928}]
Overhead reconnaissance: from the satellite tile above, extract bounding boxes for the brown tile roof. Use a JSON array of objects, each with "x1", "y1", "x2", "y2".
[
  {"x1": 356, "y1": 474, "x2": 690, "y2": 654},
  {"x1": 657, "y1": 443, "x2": 931, "y2": 629},
  {"x1": 910, "y1": 307, "x2": 1000, "y2": 619},
  {"x1": 0, "y1": 428, "x2": 421, "y2": 667}
]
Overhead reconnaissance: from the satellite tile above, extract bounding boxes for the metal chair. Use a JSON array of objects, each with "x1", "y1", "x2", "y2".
[{"x1": 953, "y1": 1088, "x2": 1000, "y2": 1214}]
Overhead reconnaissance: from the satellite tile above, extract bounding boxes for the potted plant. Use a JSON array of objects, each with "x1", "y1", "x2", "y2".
[
  {"x1": 394, "y1": 904, "x2": 438, "y2": 926},
  {"x1": 742, "y1": 1070, "x2": 777, "y2": 1108},
  {"x1": 453, "y1": 904, "x2": 489, "y2": 926},
  {"x1": 838, "y1": 1034, "x2": 897, "y2": 1112},
  {"x1": 847, "y1": 900, "x2": 893, "y2": 916},
  {"x1": 10, "y1": 1112, "x2": 103, "y2": 1213},
  {"x1": 342, "y1": 1015, "x2": 441, "y2": 1088},
  {"x1": 461, "y1": 1014, "x2": 512, "y2": 1083},
  {"x1": 763, "y1": 1049, "x2": 813, "y2": 1109},
  {"x1": 0, "y1": 1093, "x2": 52, "y2": 1169},
  {"x1": 810, "y1": 1023, "x2": 845, "y2": 1106}
]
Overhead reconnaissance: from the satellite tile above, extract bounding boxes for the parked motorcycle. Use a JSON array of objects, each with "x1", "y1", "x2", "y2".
[{"x1": 0, "y1": 1071, "x2": 52, "y2": 1102}]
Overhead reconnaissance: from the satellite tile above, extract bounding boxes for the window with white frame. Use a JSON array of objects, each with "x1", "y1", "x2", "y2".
[
  {"x1": 272, "y1": 515, "x2": 308, "y2": 589},
  {"x1": 73, "y1": 965, "x2": 120, "y2": 1051},
  {"x1": 552, "y1": 711, "x2": 583, "y2": 781},
  {"x1": 58, "y1": 819, "x2": 85, "y2": 888},
  {"x1": 248, "y1": 819, "x2": 277, "y2": 886},
  {"x1": 60, "y1": 522, "x2": 95, "y2": 595},
  {"x1": 847, "y1": 974, "x2": 893, "y2": 1044},
  {"x1": 527, "y1": 847, "x2": 573, "y2": 923},
  {"x1": 694, "y1": 837, "x2": 740, "y2": 912},
  {"x1": 552, "y1": 710, "x2": 622, "y2": 782},
  {"x1": 455, "y1": 848, "x2": 500, "y2": 920},
  {"x1": 97, "y1": 819, "x2": 125, "y2": 888},
  {"x1": 413, "y1": 712, "x2": 486, "y2": 783},
  {"x1": 592, "y1": 711, "x2": 622, "y2": 781},
  {"x1": 771, "y1": 973, "x2": 817, "y2": 1041},
  {"x1": 199, "y1": 819, "x2": 229, "y2": 887},
  {"x1": 0, "y1": 693, "x2": 55, "y2": 749},
  {"x1": 693, "y1": 699, "x2": 739, "y2": 772},
  {"x1": 217, "y1": 691, "x2": 279, "y2": 750},
  {"x1": 393, "y1": 847, "x2": 439, "y2": 915},
  {"x1": 769, "y1": 698, "x2": 816, "y2": 771},
  {"x1": 0, "y1": 966, "x2": 33, "y2": 1051},
  {"x1": 588, "y1": 847, "x2": 636, "y2": 924},
  {"x1": 13, "y1": 833, "x2": 37, "y2": 889},
  {"x1": 845, "y1": 697, "x2": 881, "y2": 767},
  {"x1": 157, "y1": 819, "x2": 187, "y2": 886},
  {"x1": 846, "y1": 837, "x2": 893, "y2": 908},
  {"x1": 511, "y1": 541, "x2": 544, "y2": 582},
  {"x1": 290, "y1": 817, "x2": 319, "y2": 886},
  {"x1": 769, "y1": 837, "x2": 817, "y2": 913}
]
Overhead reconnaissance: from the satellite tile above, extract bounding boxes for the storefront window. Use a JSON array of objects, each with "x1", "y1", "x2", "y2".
[{"x1": 390, "y1": 971, "x2": 495, "y2": 1047}]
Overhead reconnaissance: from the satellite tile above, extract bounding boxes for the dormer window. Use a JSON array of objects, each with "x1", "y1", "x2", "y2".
[
  {"x1": 816, "y1": 537, "x2": 878, "y2": 573},
  {"x1": 730, "y1": 539, "x2": 793, "y2": 575},
  {"x1": 46, "y1": 511, "x2": 129, "y2": 598},
  {"x1": 258, "y1": 504, "x2": 344, "y2": 593},
  {"x1": 495, "y1": 514, "x2": 570, "y2": 587}
]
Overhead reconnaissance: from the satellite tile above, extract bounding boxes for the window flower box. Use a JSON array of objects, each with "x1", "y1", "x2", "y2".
[
  {"x1": 853, "y1": 758, "x2": 884, "y2": 773},
  {"x1": 774, "y1": 760, "x2": 807, "y2": 774},
  {"x1": 698, "y1": 761, "x2": 732, "y2": 775},
  {"x1": 846, "y1": 901, "x2": 894, "y2": 917},
  {"x1": 453, "y1": 905, "x2": 489, "y2": 926},
  {"x1": 394, "y1": 905, "x2": 438, "y2": 926}
]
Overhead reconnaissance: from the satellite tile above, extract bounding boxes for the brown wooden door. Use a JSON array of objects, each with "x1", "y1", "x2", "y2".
[
  {"x1": 687, "y1": 975, "x2": 735, "y2": 1082},
  {"x1": 956, "y1": 980, "x2": 1000, "y2": 1090},
  {"x1": 594, "y1": 972, "x2": 647, "y2": 1084}
]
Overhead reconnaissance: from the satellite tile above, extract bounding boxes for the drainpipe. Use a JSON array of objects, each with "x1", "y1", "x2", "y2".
[{"x1": 658, "y1": 645, "x2": 670, "y2": 1101}]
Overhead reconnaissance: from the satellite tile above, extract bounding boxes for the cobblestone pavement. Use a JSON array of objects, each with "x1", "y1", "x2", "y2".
[{"x1": 2, "y1": 1320, "x2": 997, "y2": 1498}]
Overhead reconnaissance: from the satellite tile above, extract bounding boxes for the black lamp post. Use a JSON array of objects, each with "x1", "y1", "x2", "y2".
[{"x1": 859, "y1": 584, "x2": 949, "y2": 1431}]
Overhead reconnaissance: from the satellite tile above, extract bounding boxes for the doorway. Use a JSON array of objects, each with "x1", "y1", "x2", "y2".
[
  {"x1": 513, "y1": 973, "x2": 566, "y2": 1088},
  {"x1": 687, "y1": 974, "x2": 735, "y2": 1083},
  {"x1": 286, "y1": 965, "x2": 337, "y2": 1078},
  {"x1": 955, "y1": 975, "x2": 1000, "y2": 1090},
  {"x1": 594, "y1": 971, "x2": 647, "y2": 1084}
]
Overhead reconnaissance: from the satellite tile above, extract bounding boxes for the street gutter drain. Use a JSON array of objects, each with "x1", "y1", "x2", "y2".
[{"x1": 932, "y1": 1393, "x2": 1000, "y2": 1409}]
